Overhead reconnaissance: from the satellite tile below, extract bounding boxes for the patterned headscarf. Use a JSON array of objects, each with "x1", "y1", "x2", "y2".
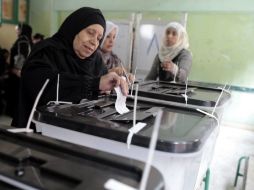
[
  {"x1": 100, "y1": 21, "x2": 119, "y2": 48},
  {"x1": 99, "y1": 21, "x2": 121, "y2": 69}
]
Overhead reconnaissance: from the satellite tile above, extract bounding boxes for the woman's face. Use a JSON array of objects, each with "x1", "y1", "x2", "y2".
[
  {"x1": 15, "y1": 25, "x2": 21, "y2": 36},
  {"x1": 101, "y1": 28, "x2": 117, "y2": 53},
  {"x1": 73, "y1": 24, "x2": 104, "y2": 59},
  {"x1": 165, "y1": 27, "x2": 178, "y2": 47}
]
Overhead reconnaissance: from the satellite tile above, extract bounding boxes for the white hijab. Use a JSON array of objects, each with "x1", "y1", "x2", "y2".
[
  {"x1": 100, "y1": 21, "x2": 119, "y2": 48},
  {"x1": 158, "y1": 22, "x2": 189, "y2": 62}
]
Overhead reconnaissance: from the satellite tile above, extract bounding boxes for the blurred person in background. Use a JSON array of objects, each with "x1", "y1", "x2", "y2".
[
  {"x1": 145, "y1": 22, "x2": 192, "y2": 82},
  {"x1": 6, "y1": 23, "x2": 33, "y2": 117},
  {"x1": 32, "y1": 33, "x2": 45, "y2": 44}
]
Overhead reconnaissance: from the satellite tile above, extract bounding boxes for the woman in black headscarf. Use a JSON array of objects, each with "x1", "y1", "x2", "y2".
[
  {"x1": 6, "y1": 23, "x2": 33, "y2": 117},
  {"x1": 10, "y1": 23, "x2": 33, "y2": 70},
  {"x1": 12, "y1": 7, "x2": 128, "y2": 128}
]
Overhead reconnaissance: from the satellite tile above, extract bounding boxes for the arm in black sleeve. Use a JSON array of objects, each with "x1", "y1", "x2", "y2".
[
  {"x1": 9, "y1": 38, "x2": 31, "y2": 68},
  {"x1": 21, "y1": 48, "x2": 102, "y2": 108},
  {"x1": 10, "y1": 44, "x2": 17, "y2": 68},
  {"x1": 19, "y1": 41, "x2": 31, "y2": 58},
  {"x1": 22, "y1": 64, "x2": 100, "y2": 106}
]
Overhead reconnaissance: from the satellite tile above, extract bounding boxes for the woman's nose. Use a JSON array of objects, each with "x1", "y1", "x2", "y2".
[{"x1": 90, "y1": 37, "x2": 97, "y2": 45}]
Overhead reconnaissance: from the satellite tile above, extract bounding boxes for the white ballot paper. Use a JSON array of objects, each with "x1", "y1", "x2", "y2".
[{"x1": 114, "y1": 86, "x2": 129, "y2": 114}]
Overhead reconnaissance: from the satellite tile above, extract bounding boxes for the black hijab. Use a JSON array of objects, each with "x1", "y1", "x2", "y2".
[
  {"x1": 52, "y1": 7, "x2": 106, "y2": 59},
  {"x1": 18, "y1": 23, "x2": 32, "y2": 41},
  {"x1": 24, "y1": 7, "x2": 107, "y2": 77}
]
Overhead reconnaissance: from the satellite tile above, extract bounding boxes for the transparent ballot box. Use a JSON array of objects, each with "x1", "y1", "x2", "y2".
[{"x1": 34, "y1": 95, "x2": 218, "y2": 190}]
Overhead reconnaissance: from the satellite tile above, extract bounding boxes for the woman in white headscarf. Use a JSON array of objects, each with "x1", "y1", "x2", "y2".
[
  {"x1": 145, "y1": 22, "x2": 192, "y2": 82},
  {"x1": 98, "y1": 21, "x2": 134, "y2": 82}
]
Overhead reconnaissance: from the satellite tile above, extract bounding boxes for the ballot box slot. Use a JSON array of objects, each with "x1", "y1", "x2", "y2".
[
  {"x1": 77, "y1": 103, "x2": 155, "y2": 123},
  {"x1": 150, "y1": 85, "x2": 196, "y2": 95},
  {"x1": 110, "y1": 108, "x2": 156, "y2": 123}
]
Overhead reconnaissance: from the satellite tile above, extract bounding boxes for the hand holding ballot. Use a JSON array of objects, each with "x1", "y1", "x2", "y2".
[{"x1": 100, "y1": 72, "x2": 129, "y2": 96}]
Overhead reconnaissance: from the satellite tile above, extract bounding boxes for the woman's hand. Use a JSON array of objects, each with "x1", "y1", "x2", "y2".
[
  {"x1": 11, "y1": 68, "x2": 21, "y2": 77},
  {"x1": 99, "y1": 72, "x2": 129, "y2": 96},
  {"x1": 109, "y1": 67, "x2": 135, "y2": 85},
  {"x1": 109, "y1": 66, "x2": 124, "y2": 76},
  {"x1": 128, "y1": 73, "x2": 135, "y2": 84},
  {"x1": 161, "y1": 59, "x2": 175, "y2": 73}
]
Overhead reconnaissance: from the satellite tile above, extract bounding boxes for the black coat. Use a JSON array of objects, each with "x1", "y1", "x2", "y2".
[
  {"x1": 12, "y1": 7, "x2": 107, "y2": 128},
  {"x1": 6, "y1": 23, "x2": 32, "y2": 117},
  {"x1": 12, "y1": 38, "x2": 107, "y2": 127}
]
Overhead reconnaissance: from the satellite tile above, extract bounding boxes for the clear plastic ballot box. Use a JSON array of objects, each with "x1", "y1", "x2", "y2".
[{"x1": 34, "y1": 95, "x2": 218, "y2": 190}]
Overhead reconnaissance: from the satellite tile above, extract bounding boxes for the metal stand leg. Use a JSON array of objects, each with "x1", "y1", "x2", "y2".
[
  {"x1": 234, "y1": 156, "x2": 248, "y2": 187},
  {"x1": 203, "y1": 168, "x2": 210, "y2": 190}
]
